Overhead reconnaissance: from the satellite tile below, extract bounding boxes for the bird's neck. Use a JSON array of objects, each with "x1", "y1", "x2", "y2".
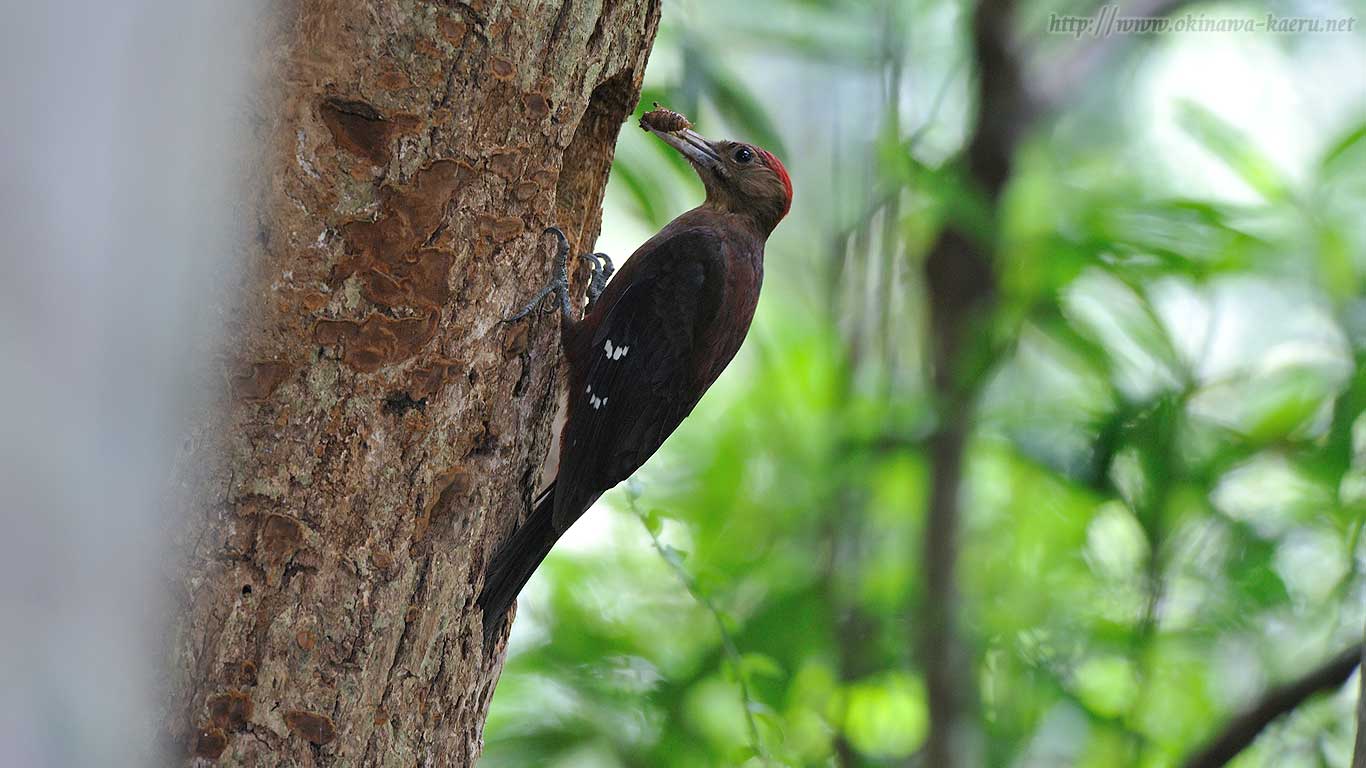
[{"x1": 689, "y1": 201, "x2": 775, "y2": 241}]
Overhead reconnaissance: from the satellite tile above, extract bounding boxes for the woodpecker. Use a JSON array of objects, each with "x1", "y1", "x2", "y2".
[{"x1": 477, "y1": 107, "x2": 792, "y2": 646}]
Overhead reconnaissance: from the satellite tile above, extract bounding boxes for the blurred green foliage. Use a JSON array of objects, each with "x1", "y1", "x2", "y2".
[{"x1": 483, "y1": 0, "x2": 1366, "y2": 765}]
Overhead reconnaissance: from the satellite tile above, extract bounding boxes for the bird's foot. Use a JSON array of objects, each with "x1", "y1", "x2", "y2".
[
  {"x1": 504, "y1": 227, "x2": 574, "y2": 323},
  {"x1": 504, "y1": 227, "x2": 613, "y2": 322},
  {"x1": 582, "y1": 252, "x2": 614, "y2": 311}
]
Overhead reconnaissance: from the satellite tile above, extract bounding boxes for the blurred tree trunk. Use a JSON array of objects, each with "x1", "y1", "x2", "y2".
[
  {"x1": 163, "y1": 1, "x2": 659, "y2": 765},
  {"x1": 920, "y1": 0, "x2": 1022, "y2": 764},
  {"x1": 1351, "y1": 638, "x2": 1366, "y2": 768}
]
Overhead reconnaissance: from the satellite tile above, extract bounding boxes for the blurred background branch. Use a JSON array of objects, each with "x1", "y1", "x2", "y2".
[
  {"x1": 919, "y1": 0, "x2": 1024, "y2": 759},
  {"x1": 626, "y1": 483, "x2": 772, "y2": 765},
  {"x1": 1183, "y1": 643, "x2": 1362, "y2": 768},
  {"x1": 1355, "y1": 635, "x2": 1366, "y2": 767}
]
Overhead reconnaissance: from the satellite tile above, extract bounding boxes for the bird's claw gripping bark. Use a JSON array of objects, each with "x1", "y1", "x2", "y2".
[
  {"x1": 583, "y1": 252, "x2": 614, "y2": 311},
  {"x1": 504, "y1": 227, "x2": 613, "y2": 322},
  {"x1": 504, "y1": 227, "x2": 574, "y2": 324}
]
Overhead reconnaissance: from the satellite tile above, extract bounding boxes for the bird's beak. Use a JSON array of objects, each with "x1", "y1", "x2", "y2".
[{"x1": 648, "y1": 126, "x2": 726, "y2": 178}]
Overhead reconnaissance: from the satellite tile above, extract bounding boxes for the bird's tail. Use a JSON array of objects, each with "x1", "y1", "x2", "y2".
[{"x1": 477, "y1": 484, "x2": 560, "y2": 649}]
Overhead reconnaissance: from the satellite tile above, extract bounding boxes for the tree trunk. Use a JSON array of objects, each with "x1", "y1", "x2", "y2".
[{"x1": 164, "y1": 1, "x2": 660, "y2": 764}]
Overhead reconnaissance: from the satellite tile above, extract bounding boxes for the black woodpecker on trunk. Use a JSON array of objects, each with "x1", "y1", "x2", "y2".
[{"x1": 479, "y1": 105, "x2": 793, "y2": 647}]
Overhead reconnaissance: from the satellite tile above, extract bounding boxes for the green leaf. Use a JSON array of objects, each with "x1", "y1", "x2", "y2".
[
  {"x1": 839, "y1": 673, "x2": 928, "y2": 758},
  {"x1": 1176, "y1": 100, "x2": 1289, "y2": 201},
  {"x1": 1315, "y1": 224, "x2": 1358, "y2": 300},
  {"x1": 662, "y1": 545, "x2": 689, "y2": 568},
  {"x1": 611, "y1": 157, "x2": 664, "y2": 229},
  {"x1": 740, "y1": 653, "x2": 785, "y2": 680},
  {"x1": 1319, "y1": 119, "x2": 1366, "y2": 172},
  {"x1": 1070, "y1": 656, "x2": 1140, "y2": 718},
  {"x1": 883, "y1": 149, "x2": 994, "y2": 245},
  {"x1": 694, "y1": 52, "x2": 790, "y2": 158},
  {"x1": 643, "y1": 508, "x2": 664, "y2": 537}
]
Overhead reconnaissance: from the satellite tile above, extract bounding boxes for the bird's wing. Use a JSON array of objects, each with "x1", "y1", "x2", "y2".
[{"x1": 552, "y1": 229, "x2": 727, "y2": 530}]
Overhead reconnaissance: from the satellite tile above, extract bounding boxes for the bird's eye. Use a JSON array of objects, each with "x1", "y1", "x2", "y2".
[{"x1": 733, "y1": 146, "x2": 754, "y2": 164}]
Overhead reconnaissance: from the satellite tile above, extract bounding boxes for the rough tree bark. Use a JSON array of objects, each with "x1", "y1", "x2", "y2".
[{"x1": 164, "y1": 1, "x2": 660, "y2": 765}]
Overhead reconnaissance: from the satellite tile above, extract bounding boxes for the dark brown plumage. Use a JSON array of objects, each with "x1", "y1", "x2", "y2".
[{"x1": 479, "y1": 109, "x2": 792, "y2": 646}]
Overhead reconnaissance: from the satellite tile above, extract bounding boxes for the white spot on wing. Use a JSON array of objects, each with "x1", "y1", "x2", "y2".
[{"x1": 604, "y1": 339, "x2": 629, "y2": 360}]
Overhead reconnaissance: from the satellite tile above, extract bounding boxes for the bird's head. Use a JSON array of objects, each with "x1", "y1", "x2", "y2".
[{"x1": 644, "y1": 118, "x2": 792, "y2": 235}]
